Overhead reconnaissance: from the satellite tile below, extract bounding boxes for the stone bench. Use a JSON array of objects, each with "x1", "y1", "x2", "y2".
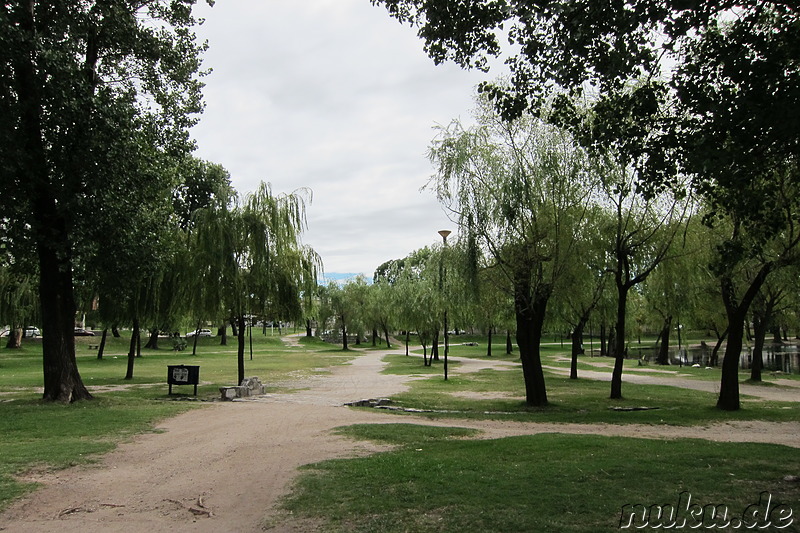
[{"x1": 219, "y1": 376, "x2": 266, "y2": 401}]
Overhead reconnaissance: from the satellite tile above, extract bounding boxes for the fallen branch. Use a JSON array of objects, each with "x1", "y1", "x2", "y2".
[
  {"x1": 57, "y1": 507, "x2": 86, "y2": 518},
  {"x1": 163, "y1": 497, "x2": 214, "y2": 518}
]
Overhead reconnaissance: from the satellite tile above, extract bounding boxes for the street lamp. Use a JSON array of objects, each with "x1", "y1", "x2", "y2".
[{"x1": 438, "y1": 229, "x2": 451, "y2": 381}]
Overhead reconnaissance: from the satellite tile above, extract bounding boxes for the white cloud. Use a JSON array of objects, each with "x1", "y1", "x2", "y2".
[{"x1": 191, "y1": 0, "x2": 491, "y2": 275}]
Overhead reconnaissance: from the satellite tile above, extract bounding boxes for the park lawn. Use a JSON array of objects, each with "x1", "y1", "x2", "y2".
[
  {"x1": 448, "y1": 333, "x2": 800, "y2": 384},
  {"x1": 0, "y1": 333, "x2": 352, "y2": 394},
  {"x1": 0, "y1": 332, "x2": 353, "y2": 511},
  {"x1": 380, "y1": 354, "x2": 799, "y2": 425},
  {"x1": 279, "y1": 424, "x2": 800, "y2": 533},
  {"x1": 1, "y1": 334, "x2": 797, "y2": 523}
]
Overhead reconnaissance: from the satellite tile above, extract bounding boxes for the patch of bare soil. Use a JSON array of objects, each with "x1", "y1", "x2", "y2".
[{"x1": 1, "y1": 339, "x2": 798, "y2": 532}]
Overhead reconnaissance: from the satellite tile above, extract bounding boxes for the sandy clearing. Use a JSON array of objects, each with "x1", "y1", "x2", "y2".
[{"x1": 1, "y1": 338, "x2": 798, "y2": 533}]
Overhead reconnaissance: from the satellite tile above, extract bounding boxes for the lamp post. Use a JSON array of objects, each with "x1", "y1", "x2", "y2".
[{"x1": 438, "y1": 229, "x2": 451, "y2": 381}]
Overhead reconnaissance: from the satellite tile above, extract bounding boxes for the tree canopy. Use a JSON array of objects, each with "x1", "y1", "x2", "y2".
[
  {"x1": 429, "y1": 97, "x2": 596, "y2": 405},
  {"x1": 1, "y1": 0, "x2": 211, "y2": 401},
  {"x1": 372, "y1": 0, "x2": 799, "y2": 226},
  {"x1": 373, "y1": 0, "x2": 800, "y2": 410}
]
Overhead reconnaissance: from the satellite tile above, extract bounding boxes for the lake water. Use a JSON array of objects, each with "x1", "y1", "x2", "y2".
[{"x1": 626, "y1": 343, "x2": 800, "y2": 374}]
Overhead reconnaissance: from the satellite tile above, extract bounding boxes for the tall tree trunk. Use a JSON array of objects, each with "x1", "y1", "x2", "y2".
[
  {"x1": 751, "y1": 312, "x2": 767, "y2": 382},
  {"x1": 237, "y1": 315, "x2": 246, "y2": 385},
  {"x1": 38, "y1": 233, "x2": 92, "y2": 401},
  {"x1": 16, "y1": 3, "x2": 90, "y2": 403},
  {"x1": 710, "y1": 329, "x2": 727, "y2": 367},
  {"x1": 125, "y1": 318, "x2": 139, "y2": 380},
  {"x1": 372, "y1": 328, "x2": 378, "y2": 346},
  {"x1": 487, "y1": 326, "x2": 493, "y2": 357},
  {"x1": 515, "y1": 294, "x2": 549, "y2": 407},
  {"x1": 443, "y1": 310, "x2": 449, "y2": 380},
  {"x1": 383, "y1": 326, "x2": 391, "y2": 349},
  {"x1": 432, "y1": 330, "x2": 439, "y2": 361},
  {"x1": 341, "y1": 320, "x2": 348, "y2": 351},
  {"x1": 514, "y1": 272, "x2": 549, "y2": 407},
  {"x1": 569, "y1": 317, "x2": 587, "y2": 380},
  {"x1": 718, "y1": 306, "x2": 746, "y2": 410},
  {"x1": 506, "y1": 330, "x2": 513, "y2": 354},
  {"x1": 405, "y1": 331, "x2": 410, "y2": 356},
  {"x1": 717, "y1": 266, "x2": 771, "y2": 411},
  {"x1": 656, "y1": 316, "x2": 672, "y2": 365},
  {"x1": 145, "y1": 328, "x2": 159, "y2": 349},
  {"x1": 306, "y1": 319, "x2": 313, "y2": 337},
  {"x1": 112, "y1": 325, "x2": 121, "y2": 338},
  {"x1": 771, "y1": 325, "x2": 783, "y2": 344},
  {"x1": 607, "y1": 326, "x2": 616, "y2": 358},
  {"x1": 191, "y1": 319, "x2": 201, "y2": 355},
  {"x1": 750, "y1": 295, "x2": 782, "y2": 381},
  {"x1": 97, "y1": 328, "x2": 108, "y2": 360},
  {"x1": 6, "y1": 328, "x2": 21, "y2": 349},
  {"x1": 218, "y1": 325, "x2": 227, "y2": 345},
  {"x1": 610, "y1": 284, "x2": 629, "y2": 399},
  {"x1": 599, "y1": 324, "x2": 607, "y2": 357}
]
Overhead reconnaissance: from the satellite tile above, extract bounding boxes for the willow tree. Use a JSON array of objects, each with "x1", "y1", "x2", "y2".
[
  {"x1": 366, "y1": 281, "x2": 396, "y2": 349},
  {"x1": 373, "y1": 0, "x2": 800, "y2": 412},
  {"x1": 549, "y1": 207, "x2": 610, "y2": 378},
  {"x1": 0, "y1": 268, "x2": 38, "y2": 349},
  {"x1": 377, "y1": 247, "x2": 440, "y2": 360},
  {"x1": 1, "y1": 1, "x2": 210, "y2": 402},
  {"x1": 429, "y1": 98, "x2": 595, "y2": 406},
  {"x1": 597, "y1": 165, "x2": 693, "y2": 399},
  {"x1": 473, "y1": 264, "x2": 514, "y2": 359},
  {"x1": 191, "y1": 183, "x2": 319, "y2": 384}
]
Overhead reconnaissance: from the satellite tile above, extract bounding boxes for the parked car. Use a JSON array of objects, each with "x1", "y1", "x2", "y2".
[
  {"x1": 186, "y1": 328, "x2": 213, "y2": 337},
  {"x1": 24, "y1": 327, "x2": 40, "y2": 338},
  {"x1": 74, "y1": 328, "x2": 95, "y2": 336}
]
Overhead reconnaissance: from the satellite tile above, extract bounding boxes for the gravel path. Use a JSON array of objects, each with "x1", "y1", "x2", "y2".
[{"x1": 0, "y1": 338, "x2": 797, "y2": 532}]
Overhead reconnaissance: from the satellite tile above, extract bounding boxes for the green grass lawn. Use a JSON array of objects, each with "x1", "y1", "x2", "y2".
[
  {"x1": 0, "y1": 333, "x2": 352, "y2": 393},
  {"x1": 280, "y1": 424, "x2": 800, "y2": 533},
  {"x1": 381, "y1": 352, "x2": 799, "y2": 425},
  {"x1": 1, "y1": 331, "x2": 798, "y2": 531}
]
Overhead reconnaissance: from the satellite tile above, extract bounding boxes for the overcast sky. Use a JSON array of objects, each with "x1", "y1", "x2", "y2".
[{"x1": 189, "y1": 0, "x2": 496, "y2": 280}]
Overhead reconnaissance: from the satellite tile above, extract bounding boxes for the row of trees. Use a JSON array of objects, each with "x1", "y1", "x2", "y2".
[
  {"x1": 345, "y1": 94, "x2": 799, "y2": 413},
  {"x1": 371, "y1": 0, "x2": 800, "y2": 412},
  {"x1": 1, "y1": 156, "x2": 319, "y2": 390},
  {"x1": 2, "y1": 0, "x2": 212, "y2": 401},
  {"x1": 1, "y1": 1, "x2": 317, "y2": 400}
]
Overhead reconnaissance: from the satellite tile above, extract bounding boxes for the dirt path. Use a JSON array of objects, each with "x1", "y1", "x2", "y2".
[
  {"x1": 544, "y1": 359, "x2": 800, "y2": 403},
  {"x1": 1, "y1": 338, "x2": 798, "y2": 532}
]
